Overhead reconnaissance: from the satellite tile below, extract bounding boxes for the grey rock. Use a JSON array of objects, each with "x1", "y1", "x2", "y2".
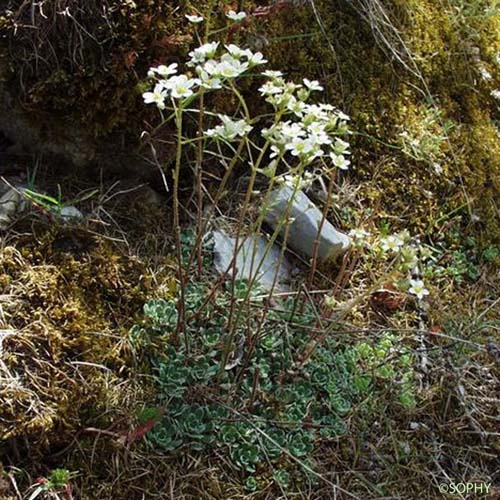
[
  {"x1": 263, "y1": 185, "x2": 350, "y2": 262},
  {"x1": 58, "y1": 206, "x2": 84, "y2": 220},
  {"x1": 0, "y1": 187, "x2": 27, "y2": 229},
  {"x1": 213, "y1": 229, "x2": 292, "y2": 292}
]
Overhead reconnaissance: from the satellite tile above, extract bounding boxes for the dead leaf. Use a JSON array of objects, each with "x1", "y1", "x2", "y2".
[
  {"x1": 370, "y1": 287, "x2": 406, "y2": 314},
  {"x1": 123, "y1": 51, "x2": 138, "y2": 69}
]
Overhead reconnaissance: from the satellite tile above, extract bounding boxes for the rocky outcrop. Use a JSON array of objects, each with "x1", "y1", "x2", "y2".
[{"x1": 0, "y1": 55, "x2": 157, "y2": 178}]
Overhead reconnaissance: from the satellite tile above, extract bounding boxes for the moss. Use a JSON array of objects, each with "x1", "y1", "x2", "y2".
[
  {"x1": 0, "y1": 225, "x2": 151, "y2": 452},
  {"x1": 2, "y1": 0, "x2": 184, "y2": 136},
  {"x1": 269, "y1": 0, "x2": 500, "y2": 243}
]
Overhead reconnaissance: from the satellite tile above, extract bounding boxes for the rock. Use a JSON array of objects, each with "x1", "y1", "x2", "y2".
[
  {"x1": 212, "y1": 229, "x2": 292, "y2": 292},
  {"x1": 263, "y1": 185, "x2": 350, "y2": 262},
  {"x1": 0, "y1": 187, "x2": 26, "y2": 229},
  {"x1": 0, "y1": 80, "x2": 162, "y2": 179},
  {"x1": 58, "y1": 206, "x2": 84, "y2": 220}
]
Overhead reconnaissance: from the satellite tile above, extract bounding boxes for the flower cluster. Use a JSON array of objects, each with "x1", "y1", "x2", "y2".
[
  {"x1": 143, "y1": 43, "x2": 267, "y2": 109},
  {"x1": 277, "y1": 172, "x2": 315, "y2": 190},
  {"x1": 350, "y1": 227, "x2": 431, "y2": 299},
  {"x1": 143, "y1": 38, "x2": 351, "y2": 183},
  {"x1": 143, "y1": 64, "x2": 199, "y2": 107},
  {"x1": 206, "y1": 115, "x2": 252, "y2": 141},
  {"x1": 260, "y1": 72, "x2": 351, "y2": 168},
  {"x1": 376, "y1": 231, "x2": 431, "y2": 298}
]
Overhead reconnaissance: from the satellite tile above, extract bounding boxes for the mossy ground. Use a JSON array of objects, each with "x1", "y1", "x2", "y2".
[
  {"x1": 0, "y1": 1, "x2": 499, "y2": 499},
  {"x1": 0, "y1": 226, "x2": 147, "y2": 444}
]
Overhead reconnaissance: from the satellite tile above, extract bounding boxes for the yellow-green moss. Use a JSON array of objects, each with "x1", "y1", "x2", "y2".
[
  {"x1": 0, "y1": 226, "x2": 151, "y2": 450},
  {"x1": 261, "y1": 0, "x2": 500, "y2": 243}
]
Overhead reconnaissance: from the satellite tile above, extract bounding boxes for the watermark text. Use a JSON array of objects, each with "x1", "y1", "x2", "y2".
[{"x1": 438, "y1": 482, "x2": 491, "y2": 495}]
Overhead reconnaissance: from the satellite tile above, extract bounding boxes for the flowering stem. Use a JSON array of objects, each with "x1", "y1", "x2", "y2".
[
  {"x1": 182, "y1": 138, "x2": 247, "y2": 315},
  {"x1": 172, "y1": 101, "x2": 188, "y2": 351},
  {"x1": 235, "y1": 190, "x2": 297, "y2": 385},
  {"x1": 220, "y1": 142, "x2": 276, "y2": 379},
  {"x1": 307, "y1": 165, "x2": 336, "y2": 288},
  {"x1": 195, "y1": 89, "x2": 205, "y2": 276},
  {"x1": 224, "y1": 82, "x2": 259, "y2": 336}
]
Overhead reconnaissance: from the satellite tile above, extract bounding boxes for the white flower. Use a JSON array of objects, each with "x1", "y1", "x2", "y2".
[
  {"x1": 185, "y1": 14, "x2": 203, "y2": 23},
  {"x1": 226, "y1": 10, "x2": 247, "y2": 22},
  {"x1": 330, "y1": 152, "x2": 350, "y2": 170},
  {"x1": 224, "y1": 46, "x2": 266, "y2": 66},
  {"x1": 432, "y1": 162, "x2": 443, "y2": 175},
  {"x1": 287, "y1": 137, "x2": 314, "y2": 156},
  {"x1": 188, "y1": 42, "x2": 219, "y2": 64},
  {"x1": 491, "y1": 89, "x2": 500, "y2": 100},
  {"x1": 148, "y1": 63, "x2": 178, "y2": 78},
  {"x1": 309, "y1": 130, "x2": 331, "y2": 146},
  {"x1": 380, "y1": 235, "x2": 404, "y2": 253},
  {"x1": 163, "y1": 74, "x2": 198, "y2": 99},
  {"x1": 307, "y1": 122, "x2": 332, "y2": 147},
  {"x1": 196, "y1": 68, "x2": 222, "y2": 90},
  {"x1": 201, "y1": 59, "x2": 219, "y2": 75},
  {"x1": 335, "y1": 110, "x2": 350, "y2": 122},
  {"x1": 280, "y1": 121, "x2": 305, "y2": 140},
  {"x1": 287, "y1": 96, "x2": 307, "y2": 116},
  {"x1": 143, "y1": 83, "x2": 167, "y2": 109},
  {"x1": 479, "y1": 66, "x2": 492, "y2": 81},
  {"x1": 307, "y1": 121, "x2": 325, "y2": 135},
  {"x1": 349, "y1": 228, "x2": 370, "y2": 241},
  {"x1": 303, "y1": 78, "x2": 324, "y2": 92},
  {"x1": 408, "y1": 279, "x2": 429, "y2": 300},
  {"x1": 270, "y1": 144, "x2": 282, "y2": 159},
  {"x1": 279, "y1": 172, "x2": 315, "y2": 189},
  {"x1": 303, "y1": 103, "x2": 330, "y2": 121},
  {"x1": 262, "y1": 70, "x2": 283, "y2": 79},
  {"x1": 259, "y1": 81, "x2": 284, "y2": 96},
  {"x1": 225, "y1": 44, "x2": 247, "y2": 59},
  {"x1": 248, "y1": 52, "x2": 267, "y2": 66},
  {"x1": 218, "y1": 60, "x2": 248, "y2": 78},
  {"x1": 206, "y1": 55, "x2": 249, "y2": 78},
  {"x1": 332, "y1": 138, "x2": 350, "y2": 155},
  {"x1": 206, "y1": 115, "x2": 252, "y2": 141}
]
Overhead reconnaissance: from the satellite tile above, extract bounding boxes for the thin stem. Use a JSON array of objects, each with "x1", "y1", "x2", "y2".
[
  {"x1": 195, "y1": 89, "x2": 205, "y2": 276},
  {"x1": 307, "y1": 164, "x2": 337, "y2": 287},
  {"x1": 172, "y1": 100, "x2": 188, "y2": 351}
]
